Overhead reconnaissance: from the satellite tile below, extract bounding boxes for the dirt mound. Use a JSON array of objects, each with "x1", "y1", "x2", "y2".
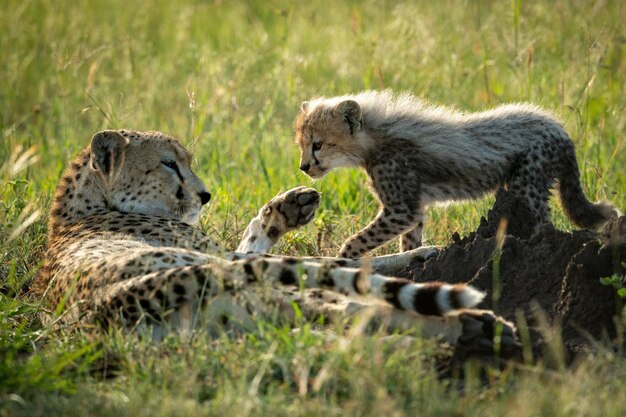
[{"x1": 401, "y1": 190, "x2": 626, "y2": 358}]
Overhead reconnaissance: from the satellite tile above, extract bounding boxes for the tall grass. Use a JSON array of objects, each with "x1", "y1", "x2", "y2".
[{"x1": 1, "y1": 0, "x2": 625, "y2": 415}]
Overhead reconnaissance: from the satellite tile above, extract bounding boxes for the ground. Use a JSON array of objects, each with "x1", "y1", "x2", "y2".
[
  {"x1": 1, "y1": 1, "x2": 626, "y2": 416},
  {"x1": 398, "y1": 191, "x2": 626, "y2": 361}
]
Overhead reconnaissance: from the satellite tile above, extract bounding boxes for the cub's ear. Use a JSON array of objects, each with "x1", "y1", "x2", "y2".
[
  {"x1": 90, "y1": 130, "x2": 128, "y2": 176},
  {"x1": 300, "y1": 101, "x2": 309, "y2": 112},
  {"x1": 335, "y1": 100, "x2": 362, "y2": 134}
]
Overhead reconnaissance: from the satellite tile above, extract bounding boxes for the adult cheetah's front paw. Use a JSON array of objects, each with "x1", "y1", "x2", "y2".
[
  {"x1": 456, "y1": 311, "x2": 521, "y2": 358},
  {"x1": 260, "y1": 186, "x2": 320, "y2": 239}
]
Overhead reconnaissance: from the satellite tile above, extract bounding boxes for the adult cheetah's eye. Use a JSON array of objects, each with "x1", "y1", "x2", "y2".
[
  {"x1": 161, "y1": 160, "x2": 179, "y2": 171},
  {"x1": 161, "y1": 160, "x2": 183, "y2": 180},
  {"x1": 312, "y1": 142, "x2": 323, "y2": 151}
]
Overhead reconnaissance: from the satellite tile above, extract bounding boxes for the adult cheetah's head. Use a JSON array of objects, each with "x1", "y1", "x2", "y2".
[
  {"x1": 58, "y1": 130, "x2": 211, "y2": 225},
  {"x1": 294, "y1": 98, "x2": 365, "y2": 180}
]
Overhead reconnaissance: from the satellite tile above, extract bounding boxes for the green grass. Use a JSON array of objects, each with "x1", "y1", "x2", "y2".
[{"x1": 1, "y1": 0, "x2": 625, "y2": 415}]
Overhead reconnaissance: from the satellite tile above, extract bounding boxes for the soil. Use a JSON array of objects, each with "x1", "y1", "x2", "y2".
[{"x1": 399, "y1": 190, "x2": 626, "y2": 362}]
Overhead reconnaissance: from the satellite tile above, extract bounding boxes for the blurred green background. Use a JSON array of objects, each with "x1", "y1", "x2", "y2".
[{"x1": 1, "y1": 1, "x2": 625, "y2": 415}]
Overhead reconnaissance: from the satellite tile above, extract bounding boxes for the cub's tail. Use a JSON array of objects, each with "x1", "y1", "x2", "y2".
[{"x1": 558, "y1": 141, "x2": 620, "y2": 230}]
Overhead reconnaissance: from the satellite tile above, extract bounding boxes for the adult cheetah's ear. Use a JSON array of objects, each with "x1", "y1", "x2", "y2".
[
  {"x1": 335, "y1": 100, "x2": 362, "y2": 135},
  {"x1": 90, "y1": 130, "x2": 128, "y2": 177}
]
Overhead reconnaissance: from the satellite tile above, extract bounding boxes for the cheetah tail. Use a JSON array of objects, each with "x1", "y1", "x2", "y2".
[
  {"x1": 369, "y1": 278, "x2": 486, "y2": 316},
  {"x1": 558, "y1": 144, "x2": 620, "y2": 230}
]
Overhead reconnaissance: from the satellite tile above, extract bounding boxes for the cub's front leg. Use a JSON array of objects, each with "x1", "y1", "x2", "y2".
[
  {"x1": 339, "y1": 165, "x2": 423, "y2": 258},
  {"x1": 338, "y1": 208, "x2": 421, "y2": 258}
]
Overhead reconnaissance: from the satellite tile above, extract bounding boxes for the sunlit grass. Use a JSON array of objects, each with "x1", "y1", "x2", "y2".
[{"x1": 1, "y1": 0, "x2": 625, "y2": 415}]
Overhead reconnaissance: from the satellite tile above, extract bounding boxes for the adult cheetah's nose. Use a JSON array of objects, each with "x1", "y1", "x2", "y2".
[
  {"x1": 299, "y1": 163, "x2": 310, "y2": 172},
  {"x1": 198, "y1": 191, "x2": 211, "y2": 205}
]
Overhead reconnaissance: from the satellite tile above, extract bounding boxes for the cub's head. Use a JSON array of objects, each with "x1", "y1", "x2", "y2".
[
  {"x1": 89, "y1": 130, "x2": 211, "y2": 224},
  {"x1": 294, "y1": 99, "x2": 365, "y2": 179}
]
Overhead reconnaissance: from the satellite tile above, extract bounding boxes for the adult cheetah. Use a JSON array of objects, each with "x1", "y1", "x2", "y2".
[{"x1": 32, "y1": 129, "x2": 517, "y2": 351}]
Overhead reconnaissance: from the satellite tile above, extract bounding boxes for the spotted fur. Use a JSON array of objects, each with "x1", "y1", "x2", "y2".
[
  {"x1": 295, "y1": 90, "x2": 620, "y2": 258},
  {"x1": 32, "y1": 129, "x2": 514, "y2": 347}
]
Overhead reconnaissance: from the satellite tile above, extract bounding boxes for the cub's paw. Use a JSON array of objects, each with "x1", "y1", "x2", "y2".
[
  {"x1": 260, "y1": 186, "x2": 320, "y2": 239},
  {"x1": 456, "y1": 311, "x2": 521, "y2": 358}
]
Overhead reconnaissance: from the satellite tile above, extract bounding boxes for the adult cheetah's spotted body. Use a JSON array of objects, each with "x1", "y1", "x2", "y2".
[{"x1": 33, "y1": 129, "x2": 516, "y2": 350}]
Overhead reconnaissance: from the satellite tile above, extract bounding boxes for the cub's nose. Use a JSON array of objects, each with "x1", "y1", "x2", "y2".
[
  {"x1": 299, "y1": 163, "x2": 310, "y2": 172},
  {"x1": 198, "y1": 191, "x2": 211, "y2": 205}
]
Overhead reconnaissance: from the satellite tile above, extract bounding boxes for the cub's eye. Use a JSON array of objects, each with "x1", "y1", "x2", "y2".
[
  {"x1": 161, "y1": 161, "x2": 178, "y2": 170},
  {"x1": 312, "y1": 142, "x2": 323, "y2": 151}
]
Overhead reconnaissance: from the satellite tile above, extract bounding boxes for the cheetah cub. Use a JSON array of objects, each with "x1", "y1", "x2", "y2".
[{"x1": 295, "y1": 90, "x2": 619, "y2": 258}]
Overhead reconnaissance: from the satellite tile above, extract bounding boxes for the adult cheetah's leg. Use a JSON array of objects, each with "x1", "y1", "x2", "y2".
[
  {"x1": 231, "y1": 186, "x2": 434, "y2": 273},
  {"x1": 399, "y1": 209, "x2": 425, "y2": 251},
  {"x1": 233, "y1": 186, "x2": 435, "y2": 270},
  {"x1": 289, "y1": 287, "x2": 518, "y2": 351},
  {"x1": 236, "y1": 186, "x2": 320, "y2": 253},
  {"x1": 96, "y1": 260, "x2": 517, "y2": 352},
  {"x1": 246, "y1": 271, "x2": 518, "y2": 353}
]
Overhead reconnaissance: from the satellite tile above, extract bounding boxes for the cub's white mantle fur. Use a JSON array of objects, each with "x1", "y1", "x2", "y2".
[{"x1": 295, "y1": 90, "x2": 619, "y2": 258}]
